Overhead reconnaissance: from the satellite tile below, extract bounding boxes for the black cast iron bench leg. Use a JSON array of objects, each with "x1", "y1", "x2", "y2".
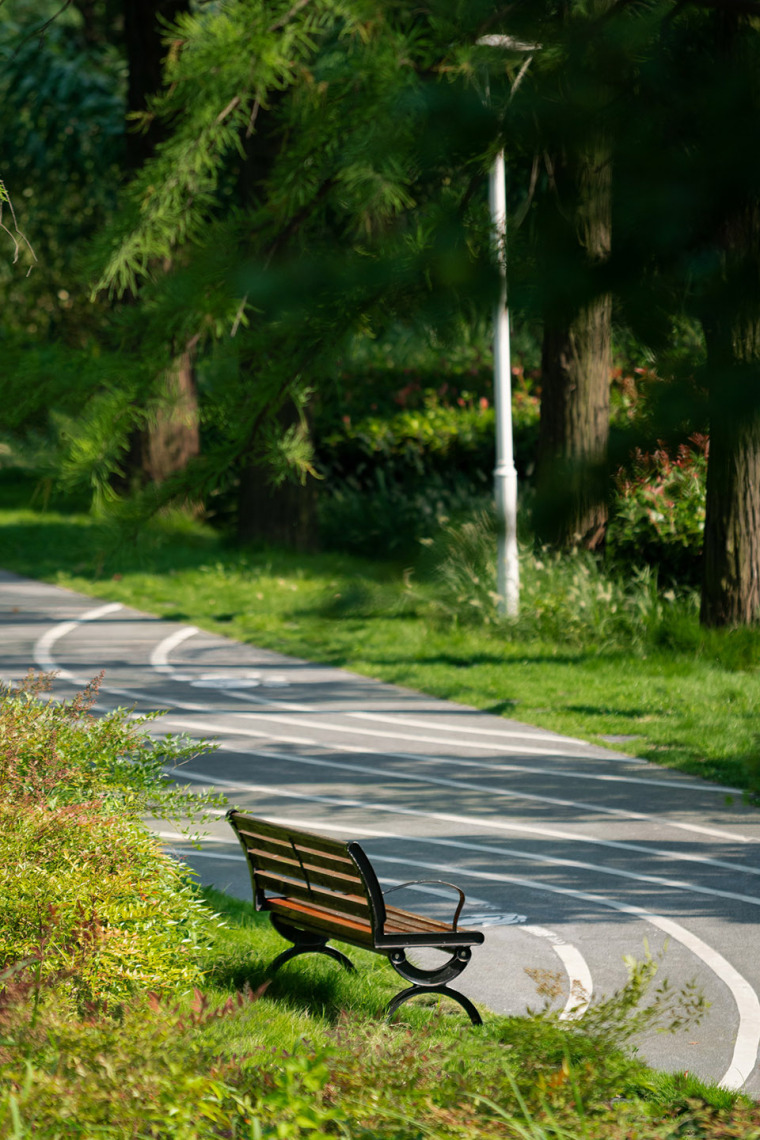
[
  {"x1": 268, "y1": 914, "x2": 356, "y2": 974},
  {"x1": 385, "y1": 948, "x2": 482, "y2": 1026}
]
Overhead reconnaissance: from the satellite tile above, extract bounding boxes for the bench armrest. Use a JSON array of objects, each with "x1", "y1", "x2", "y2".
[{"x1": 382, "y1": 879, "x2": 465, "y2": 931}]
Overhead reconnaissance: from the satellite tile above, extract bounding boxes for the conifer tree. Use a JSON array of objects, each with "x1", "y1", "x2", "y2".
[{"x1": 89, "y1": 0, "x2": 503, "y2": 534}]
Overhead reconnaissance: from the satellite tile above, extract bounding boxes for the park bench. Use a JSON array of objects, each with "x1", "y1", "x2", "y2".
[{"x1": 227, "y1": 809, "x2": 485, "y2": 1024}]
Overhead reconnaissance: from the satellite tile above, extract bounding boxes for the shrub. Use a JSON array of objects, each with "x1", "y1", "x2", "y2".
[
  {"x1": 0, "y1": 806, "x2": 213, "y2": 1004},
  {"x1": 0, "y1": 674, "x2": 221, "y2": 1005},
  {"x1": 607, "y1": 437, "x2": 707, "y2": 584},
  {"x1": 319, "y1": 467, "x2": 490, "y2": 557},
  {"x1": 316, "y1": 381, "x2": 539, "y2": 556}
]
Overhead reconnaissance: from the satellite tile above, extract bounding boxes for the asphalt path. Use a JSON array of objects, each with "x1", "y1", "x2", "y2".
[{"x1": 3, "y1": 568, "x2": 760, "y2": 1093}]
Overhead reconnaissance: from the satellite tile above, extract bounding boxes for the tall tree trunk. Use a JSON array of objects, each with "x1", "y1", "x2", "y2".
[
  {"x1": 700, "y1": 310, "x2": 760, "y2": 626},
  {"x1": 120, "y1": 0, "x2": 200, "y2": 488},
  {"x1": 237, "y1": 401, "x2": 319, "y2": 552},
  {"x1": 535, "y1": 141, "x2": 612, "y2": 549},
  {"x1": 697, "y1": 9, "x2": 760, "y2": 625},
  {"x1": 123, "y1": 0, "x2": 190, "y2": 170},
  {"x1": 142, "y1": 348, "x2": 200, "y2": 484}
]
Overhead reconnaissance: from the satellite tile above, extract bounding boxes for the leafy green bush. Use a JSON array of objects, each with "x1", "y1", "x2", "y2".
[
  {"x1": 607, "y1": 437, "x2": 707, "y2": 584},
  {"x1": 319, "y1": 466, "x2": 490, "y2": 557},
  {"x1": 1, "y1": 808, "x2": 213, "y2": 1004},
  {"x1": 0, "y1": 674, "x2": 221, "y2": 1005},
  {"x1": 316, "y1": 380, "x2": 539, "y2": 555}
]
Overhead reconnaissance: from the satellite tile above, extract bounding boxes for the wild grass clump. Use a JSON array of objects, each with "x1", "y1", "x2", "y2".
[
  {"x1": 424, "y1": 510, "x2": 688, "y2": 651},
  {"x1": 427, "y1": 512, "x2": 760, "y2": 672},
  {"x1": 421, "y1": 511, "x2": 760, "y2": 670}
]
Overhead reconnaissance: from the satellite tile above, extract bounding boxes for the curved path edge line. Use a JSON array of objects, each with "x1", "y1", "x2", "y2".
[{"x1": 172, "y1": 765, "x2": 760, "y2": 1091}]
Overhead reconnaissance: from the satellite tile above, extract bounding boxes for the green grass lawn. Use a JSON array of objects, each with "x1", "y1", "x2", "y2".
[
  {"x1": 1, "y1": 501, "x2": 759, "y2": 792},
  {"x1": 2, "y1": 663, "x2": 757, "y2": 1139}
]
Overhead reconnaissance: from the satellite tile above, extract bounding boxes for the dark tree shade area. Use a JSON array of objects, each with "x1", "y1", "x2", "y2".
[{"x1": 3, "y1": 0, "x2": 760, "y2": 626}]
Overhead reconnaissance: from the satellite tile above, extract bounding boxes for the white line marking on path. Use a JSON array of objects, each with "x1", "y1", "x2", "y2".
[
  {"x1": 166, "y1": 757, "x2": 760, "y2": 908},
  {"x1": 164, "y1": 759, "x2": 760, "y2": 880},
  {"x1": 34, "y1": 603, "x2": 124, "y2": 675},
  {"x1": 234, "y1": 709, "x2": 624, "y2": 760},
  {"x1": 149, "y1": 626, "x2": 593, "y2": 752},
  {"x1": 350, "y1": 710, "x2": 609, "y2": 752},
  {"x1": 156, "y1": 779, "x2": 760, "y2": 1091},
  {"x1": 150, "y1": 626, "x2": 199, "y2": 673},
  {"x1": 222, "y1": 709, "x2": 744, "y2": 795},
  {"x1": 164, "y1": 712, "x2": 759, "y2": 847},
  {"x1": 33, "y1": 615, "x2": 755, "y2": 845}
]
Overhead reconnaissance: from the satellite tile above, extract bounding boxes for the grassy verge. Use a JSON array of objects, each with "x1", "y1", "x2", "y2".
[
  {"x1": 1, "y1": 676, "x2": 757, "y2": 1138},
  {"x1": 1, "y1": 501, "x2": 760, "y2": 790}
]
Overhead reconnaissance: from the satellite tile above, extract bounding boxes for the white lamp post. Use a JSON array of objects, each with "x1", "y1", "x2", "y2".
[
  {"x1": 477, "y1": 35, "x2": 538, "y2": 618},
  {"x1": 489, "y1": 150, "x2": 519, "y2": 617}
]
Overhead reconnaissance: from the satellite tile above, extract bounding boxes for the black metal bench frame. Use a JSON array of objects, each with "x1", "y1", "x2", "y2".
[{"x1": 227, "y1": 810, "x2": 485, "y2": 1024}]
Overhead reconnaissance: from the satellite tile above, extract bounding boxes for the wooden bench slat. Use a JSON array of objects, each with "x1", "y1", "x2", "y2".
[
  {"x1": 235, "y1": 829, "x2": 357, "y2": 872},
  {"x1": 256, "y1": 872, "x2": 372, "y2": 919},
  {"x1": 246, "y1": 848, "x2": 366, "y2": 893},
  {"x1": 268, "y1": 898, "x2": 375, "y2": 945},
  {"x1": 232, "y1": 815, "x2": 352, "y2": 858},
  {"x1": 384, "y1": 906, "x2": 451, "y2": 934}
]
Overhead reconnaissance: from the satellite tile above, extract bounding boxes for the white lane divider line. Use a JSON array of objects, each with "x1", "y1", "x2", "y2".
[
  {"x1": 33, "y1": 613, "x2": 278, "y2": 710},
  {"x1": 231, "y1": 709, "x2": 743, "y2": 795},
  {"x1": 350, "y1": 710, "x2": 601, "y2": 752},
  {"x1": 34, "y1": 621, "x2": 747, "y2": 851},
  {"x1": 34, "y1": 603, "x2": 124, "y2": 676},
  {"x1": 149, "y1": 626, "x2": 302, "y2": 701},
  {"x1": 157, "y1": 778, "x2": 759, "y2": 1091},
  {"x1": 218, "y1": 768, "x2": 760, "y2": 880},
  {"x1": 35, "y1": 615, "x2": 751, "y2": 835},
  {"x1": 162, "y1": 712, "x2": 759, "y2": 848},
  {"x1": 165, "y1": 759, "x2": 760, "y2": 909},
  {"x1": 150, "y1": 626, "x2": 199, "y2": 674},
  {"x1": 154, "y1": 827, "x2": 592, "y2": 1021},
  {"x1": 239, "y1": 710, "x2": 613, "y2": 760}
]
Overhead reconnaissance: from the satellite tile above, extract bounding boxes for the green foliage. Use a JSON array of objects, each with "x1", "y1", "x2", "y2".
[
  {"x1": 0, "y1": 674, "x2": 223, "y2": 1004},
  {"x1": 0, "y1": 672, "x2": 219, "y2": 816},
  {"x1": 423, "y1": 511, "x2": 693, "y2": 653},
  {"x1": 0, "y1": 5, "x2": 124, "y2": 338},
  {"x1": 608, "y1": 437, "x2": 708, "y2": 586},
  {"x1": 26, "y1": 0, "x2": 502, "y2": 523},
  {"x1": 0, "y1": 980, "x2": 263, "y2": 1139},
  {"x1": 319, "y1": 467, "x2": 489, "y2": 558},
  {"x1": 322, "y1": 388, "x2": 497, "y2": 475},
  {"x1": 0, "y1": 808, "x2": 212, "y2": 1004},
  {"x1": 314, "y1": 351, "x2": 539, "y2": 555}
]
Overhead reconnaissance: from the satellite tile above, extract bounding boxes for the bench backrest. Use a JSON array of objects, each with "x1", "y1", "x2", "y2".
[{"x1": 227, "y1": 810, "x2": 386, "y2": 939}]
